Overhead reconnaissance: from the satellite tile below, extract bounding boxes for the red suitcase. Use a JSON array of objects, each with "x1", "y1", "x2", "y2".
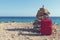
[{"x1": 40, "y1": 19, "x2": 52, "y2": 35}]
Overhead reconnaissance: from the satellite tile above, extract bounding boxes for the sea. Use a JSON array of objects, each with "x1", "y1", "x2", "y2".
[{"x1": 0, "y1": 17, "x2": 60, "y2": 24}]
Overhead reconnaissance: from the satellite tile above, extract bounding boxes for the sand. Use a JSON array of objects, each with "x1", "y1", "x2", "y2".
[{"x1": 0, "y1": 22, "x2": 60, "y2": 40}]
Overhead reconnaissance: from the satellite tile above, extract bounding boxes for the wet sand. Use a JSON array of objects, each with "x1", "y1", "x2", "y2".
[{"x1": 0, "y1": 22, "x2": 60, "y2": 40}]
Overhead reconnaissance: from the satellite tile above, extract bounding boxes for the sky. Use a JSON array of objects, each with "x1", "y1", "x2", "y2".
[{"x1": 0, "y1": 0, "x2": 60, "y2": 17}]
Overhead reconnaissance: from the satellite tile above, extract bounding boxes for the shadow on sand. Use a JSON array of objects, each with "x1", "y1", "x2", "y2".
[{"x1": 5, "y1": 28, "x2": 49, "y2": 36}]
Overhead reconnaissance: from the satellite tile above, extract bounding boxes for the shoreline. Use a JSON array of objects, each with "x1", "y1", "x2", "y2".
[{"x1": 0, "y1": 21, "x2": 60, "y2": 25}]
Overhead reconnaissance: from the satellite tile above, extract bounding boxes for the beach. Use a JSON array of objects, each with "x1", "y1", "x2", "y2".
[{"x1": 0, "y1": 22, "x2": 60, "y2": 40}]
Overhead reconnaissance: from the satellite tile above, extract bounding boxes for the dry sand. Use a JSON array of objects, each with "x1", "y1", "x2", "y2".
[{"x1": 0, "y1": 22, "x2": 60, "y2": 40}]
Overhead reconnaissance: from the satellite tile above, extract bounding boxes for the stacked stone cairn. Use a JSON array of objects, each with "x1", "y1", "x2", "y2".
[{"x1": 33, "y1": 5, "x2": 50, "y2": 32}]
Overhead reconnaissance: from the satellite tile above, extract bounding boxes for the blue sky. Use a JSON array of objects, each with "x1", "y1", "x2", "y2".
[{"x1": 0, "y1": 0, "x2": 60, "y2": 17}]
